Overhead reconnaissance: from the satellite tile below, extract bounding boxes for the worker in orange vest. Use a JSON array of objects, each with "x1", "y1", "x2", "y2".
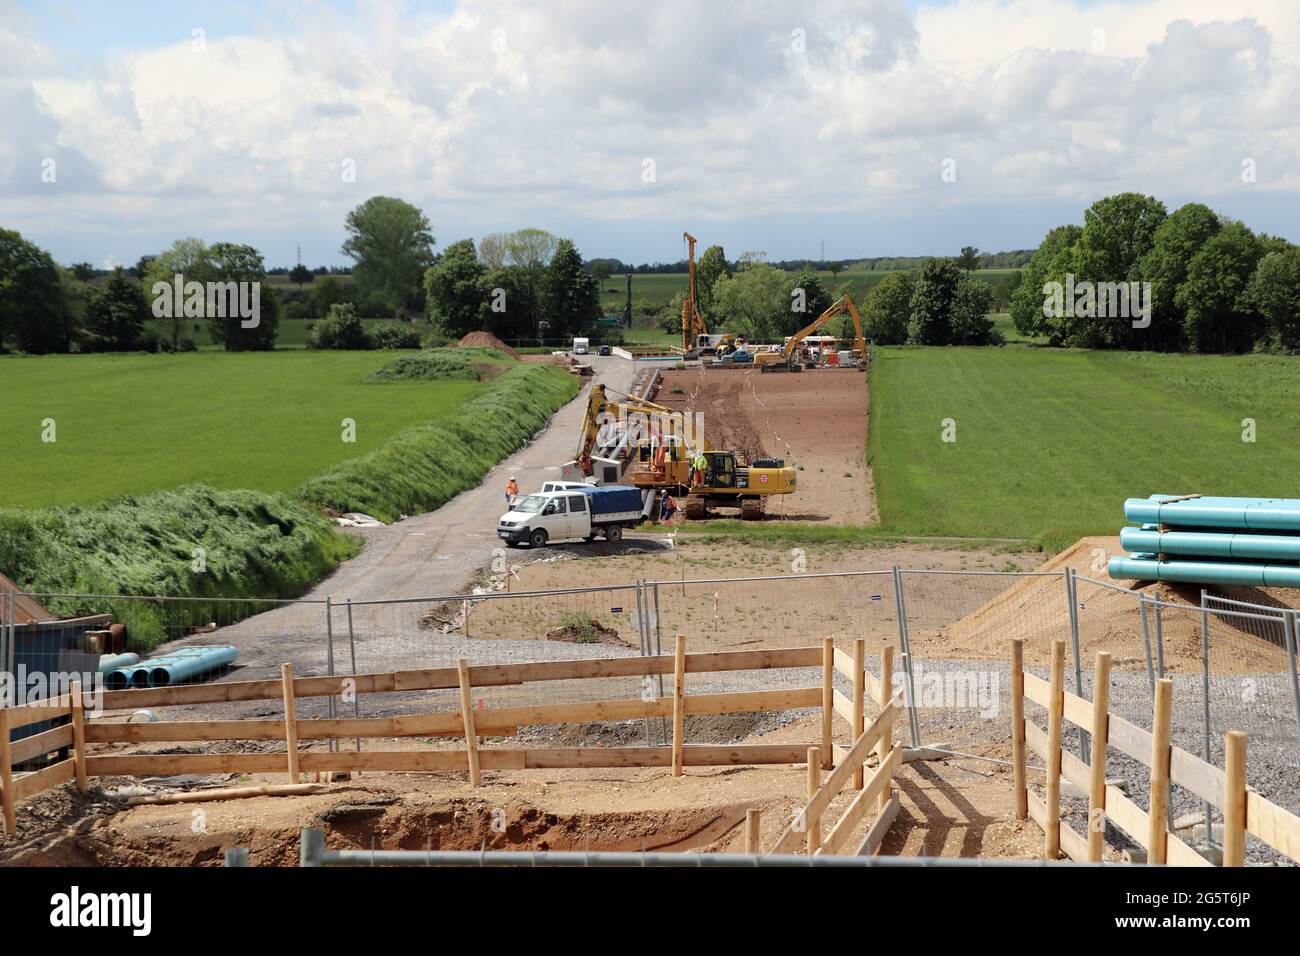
[
  {"x1": 505, "y1": 476, "x2": 519, "y2": 507},
  {"x1": 653, "y1": 441, "x2": 667, "y2": 480}
]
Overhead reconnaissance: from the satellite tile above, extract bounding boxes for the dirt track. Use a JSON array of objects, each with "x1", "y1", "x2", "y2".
[{"x1": 653, "y1": 365, "x2": 873, "y2": 524}]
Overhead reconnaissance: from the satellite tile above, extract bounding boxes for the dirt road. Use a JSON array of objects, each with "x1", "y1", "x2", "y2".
[{"x1": 156, "y1": 355, "x2": 638, "y2": 693}]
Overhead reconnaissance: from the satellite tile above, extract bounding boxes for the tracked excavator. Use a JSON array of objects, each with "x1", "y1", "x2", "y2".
[
  {"x1": 563, "y1": 383, "x2": 797, "y2": 520},
  {"x1": 756, "y1": 293, "x2": 869, "y2": 371}
]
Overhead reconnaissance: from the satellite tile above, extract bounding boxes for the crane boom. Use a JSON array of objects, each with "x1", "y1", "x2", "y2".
[
  {"x1": 575, "y1": 383, "x2": 686, "y2": 470},
  {"x1": 681, "y1": 232, "x2": 707, "y2": 354}
]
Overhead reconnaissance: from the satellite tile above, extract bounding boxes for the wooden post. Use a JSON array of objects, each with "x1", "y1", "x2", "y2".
[
  {"x1": 820, "y1": 639, "x2": 834, "y2": 770},
  {"x1": 877, "y1": 644, "x2": 894, "y2": 813},
  {"x1": 0, "y1": 708, "x2": 14, "y2": 837},
  {"x1": 281, "y1": 663, "x2": 300, "y2": 783},
  {"x1": 1148, "y1": 678, "x2": 1173, "y2": 864},
  {"x1": 69, "y1": 680, "x2": 88, "y2": 792},
  {"x1": 806, "y1": 746, "x2": 821, "y2": 854},
  {"x1": 1010, "y1": 638, "x2": 1027, "y2": 820},
  {"x1": 456, "y1": 659, "x2": 481, "y2": 787},
  {"x1": 1222, "y1": 731, "x2": 1247, "y2": 867},
  {"x1": 745, "y1": 808, "x2": 761, "y2": 854},
  {"x1": 1086, "y1": 651, "x2": 1111, "y2": 862},
  {"x1": 672, "y1": 635, "x2": 686, "y2": 778},
  {"x1": 1044, "y1": 639, "x2": 1065, "y2": 859},
  {"x1": 852, "y1": 638, "x2": 865, "y2": 790}
]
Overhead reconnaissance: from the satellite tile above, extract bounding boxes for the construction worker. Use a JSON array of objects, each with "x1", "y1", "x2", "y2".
[
  {"x1": 692, "y1": 452, "x2": 708, "y2": 487},
  {"x1": 661, "y1": 492, "x2": 678, "y2": 523},
  {"x1": 505, "y1": 476, "x2": 519, "y2": 507},
  {"x1": 653, "y1": 440, "x2": 667, "y2": 480}
]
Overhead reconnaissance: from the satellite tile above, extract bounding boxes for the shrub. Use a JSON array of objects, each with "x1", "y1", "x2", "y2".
[
  {"x1": 309, "y1": 303, "x2": 370, "y2": 349},
  {"x1": 370, "y1": 322, "x2": 422, "y2": 349}
]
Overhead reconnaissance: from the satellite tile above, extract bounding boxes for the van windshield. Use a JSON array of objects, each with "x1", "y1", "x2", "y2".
[{"x1": 513, "y1": 495, "x2": 546, "y2": 514}]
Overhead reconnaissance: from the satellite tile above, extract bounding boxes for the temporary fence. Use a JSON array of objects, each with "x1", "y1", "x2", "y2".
[{"x1": 1010, "y1": 638, "x2": 1300, "y2": 866}]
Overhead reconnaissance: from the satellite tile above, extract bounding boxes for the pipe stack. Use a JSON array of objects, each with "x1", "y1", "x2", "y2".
[
  {"x1": 1108, "y1": 495, "x2": 1300, "y2": 587},
  {"x1": 104, "y1": 645, "x2": 238, "y2": 690}
]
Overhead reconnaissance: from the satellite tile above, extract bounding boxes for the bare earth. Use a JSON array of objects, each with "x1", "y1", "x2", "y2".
[{"x1": 653, "y1": 365, "x2": 875, "y2": 524}]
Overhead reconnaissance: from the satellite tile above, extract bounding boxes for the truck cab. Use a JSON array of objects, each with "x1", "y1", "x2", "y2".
[{"x1": 572, "y1": 337, "x2": 590, "y2": 355}]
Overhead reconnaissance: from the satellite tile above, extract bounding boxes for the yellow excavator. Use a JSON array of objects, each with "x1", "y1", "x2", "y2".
[
  {"x1": 567, "y1": 383, "x2": 797, "y2": 520},
  {"x1": 756, "y1": 293, "x2": 869, "y2": 371}
]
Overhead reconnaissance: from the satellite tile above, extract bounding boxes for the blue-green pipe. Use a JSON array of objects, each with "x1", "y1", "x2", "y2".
[
  {"x1": 97, "y1": 652, "x2": 139, "y2": 674},
  {"x1": 1124, "y1": 495, "x2": 1300, "y2": 531},
  {"x1": 105, "y1": 645, "x2": 238, "y2": 690},
  {"x1": 1120, "y1": 527, "x2": 1300, "y2": 561},
  {"x1": 1108, "y1": 555, "x2": 1300, "y2": 588}
]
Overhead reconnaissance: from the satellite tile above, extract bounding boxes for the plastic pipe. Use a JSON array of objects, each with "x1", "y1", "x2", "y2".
[
  {"x1": 1124, "y1": 496, "x2": 1300, "y2": 531},
  {"x1": 1108, "y1": 555, "x2": 1300, "y2": 588},
  {"x1": 1120, "y1": 527, "x2": 1300, "y2": 561}
]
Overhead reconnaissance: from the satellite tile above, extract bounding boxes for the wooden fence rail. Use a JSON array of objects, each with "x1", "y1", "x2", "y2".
[
  {"x1": 1011, "y1": 638, "x2": 1300, "y2": 866},
  {"x1": 765, "y1": 640, "x2": 901, "y2": 857},
  {"x1": 1, "y1": 640, "x2": 894, "y2": 837}
]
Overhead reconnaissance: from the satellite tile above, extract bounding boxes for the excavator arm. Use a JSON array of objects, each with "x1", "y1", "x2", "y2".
[
  {"x1": 575, "y1": 383, "x2": 686, "y2": 470},
  {"x1": 782, "y1": 293, "x2": 867, "y2": 363}
]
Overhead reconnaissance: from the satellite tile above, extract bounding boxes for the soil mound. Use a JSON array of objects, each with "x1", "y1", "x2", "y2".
[{"x1": 457, "y1": 331, "x2": 520, "y2": 359}]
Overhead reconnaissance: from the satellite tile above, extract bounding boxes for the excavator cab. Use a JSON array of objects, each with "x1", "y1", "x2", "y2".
[{"x1": 705, "y1": 451, "x2": 737, "y2": 488}]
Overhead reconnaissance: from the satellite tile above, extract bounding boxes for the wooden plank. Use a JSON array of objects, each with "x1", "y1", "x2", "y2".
[
  {"x1": 1022, "y1": 672, "x2": 1050, "y2": 709},
  {"x1": 1062, "y1": 691, "x2": 1093, "y2": 734},
  {"x1": 10, "y1": 724, "x2": 73, "y2": 765},
  {"x1": 1088, "y1": 652, "x2": 1111, "y2": 862},
  {"x1": 11, "y1": 759, "x2": 76, "y2": 802},
  {"x1": 98, "y1": 647, "x2": 826, "y2": 711},
  {"x1": 745, "y1": 809, "x2": 761, "y2": 854},
  {"x1": 6, "y1": 698, "x2": 73, "y2": 730},
  {"x1": 876, "y1": 644, "x2": 894, "y2": 815},
  {"x1": 807, "y1": 747, "x2": 822, "y2": 854},
  {"x1": 1010, "y1": 638, "x2": 1027, "y2": 820},
  {"x1": 1026, "y1": 789, "x2": 1047, "y2": 829},
  {"x1": 1149, "y1": 679, "x2": 1173, "y2": 863},
  {"x1": 769, "y1": 701, "x2": 898, "y2": 855},
  {"x1": 1061, "y1": 748, "x2": 1091, "y2": 795},
  {"x1": 0, "y1": 707, "x2": 15, "y2": 836},
  {"x1": 833, "y1": 647, "x2": 855, "y2": 682},
  {"x1": 853, "y1": 791, "x2": 900, "y2": 857},
  {"x1": 1104, "y1": 784, "x2": 1149, "y2": 848},
  {"x1": 672, "y1": 635, "x2": 685, "y2": 778},
  {"x1": 831, "y1": 690, "x2": 855, "y2": 728},
  {"x1": 1222, "y1": 731, "x2": 1246, "y2": 867},
  {"x1": 852, "y1": 638, "x2": 865, "y2": 790},
  {"x1": 281, "y1": 663, "x2": 300, "y2": 783},
  {"x1": 821, "y1": 639, "x2": 834, "y2": 771},
  {"x1": 817, "y1": 747, "x2": 900, "y2": 856},
  {"x1": 1107, "y1": 714, "x2": 1152, "y2": 766},
  {"x1": 1245, "y1": 791, "x2": 1300, "y2": 861},
  {"x1": 1024, "y1": 719, "x2": 1048, "y2": 760},
  {"x1": 1166, "y1": 833, "x2": 1213, "y2": 867},
  {"x1": 862, "y1": 670, "x2": 880, "y2": 703},
  {"x1": 1059, "y1": 819, "x2": 1090, "y2": 863},
  {"x1": 84, "y1": 687, "x2": 823, "y2": 745},
  {"x1": 1170, "y1": 746, "x2": 1227, "y2": 811},
  {"x1": 456, "y1": 659, "x2": 480, "y2": 786},
  {"x1": 87, "y1": 743, "x2": 815, "y2": 778},
  {"x1": 70, "y1": 680, "x2": 87, "y2": 791},
  {"x1": 1044, "y1": 640, "x2": 1065, "y2": 860}
]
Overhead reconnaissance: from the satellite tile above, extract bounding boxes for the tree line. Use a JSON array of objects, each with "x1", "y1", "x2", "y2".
[{"x1": 1010, "y1": 192, "x2": 1300, "y2": 353}]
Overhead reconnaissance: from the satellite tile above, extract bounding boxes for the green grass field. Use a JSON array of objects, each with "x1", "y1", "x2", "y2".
[
  {"x1": 868, "y1": 348, "x2": 1300, "y2": 550},
  {"x1": 147, "y1": 317, "x2": 408, "y2": 350},
  {"x1": 0, "y1": 351, "x2": 491, "y2": 507}
]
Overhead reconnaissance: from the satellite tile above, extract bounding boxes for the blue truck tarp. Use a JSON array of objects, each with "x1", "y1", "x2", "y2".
[{"x1": 577, "y1": 484, "x2": 643, "y2": 517}]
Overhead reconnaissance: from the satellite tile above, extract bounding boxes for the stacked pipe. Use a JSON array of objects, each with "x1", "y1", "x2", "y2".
[
  {"x1": 103, "y1": 645, "x2": 238, "y2": 691},
  {"x1": 1108, "y1": 495, "x2": 1300, "y2": 587}
]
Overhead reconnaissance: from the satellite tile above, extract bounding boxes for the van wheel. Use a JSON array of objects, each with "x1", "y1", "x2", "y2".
[
  {"x1": 528, "y1": 529, "x2": 549, "y2": 548},
  {"x1": 605, "y1": 525, "x2": 624, "y2": 543}
]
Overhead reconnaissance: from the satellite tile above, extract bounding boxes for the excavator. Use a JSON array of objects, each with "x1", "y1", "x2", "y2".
[
  {"x1": 756, "y1": 293, "x2": 869, "y2": 372},
  {"x1": 563, "y1": 383, "x2": 797, "y2": 520}
]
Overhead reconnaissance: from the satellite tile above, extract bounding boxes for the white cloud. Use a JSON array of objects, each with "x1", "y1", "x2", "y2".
[{"x1": 1, "y1": 0, "x2": 1298, "y2": 260}]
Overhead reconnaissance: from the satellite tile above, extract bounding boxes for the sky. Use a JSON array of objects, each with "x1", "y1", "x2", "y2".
[{"x1": 2, "y1": 0, "x2": 1299, "y2": 269}]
